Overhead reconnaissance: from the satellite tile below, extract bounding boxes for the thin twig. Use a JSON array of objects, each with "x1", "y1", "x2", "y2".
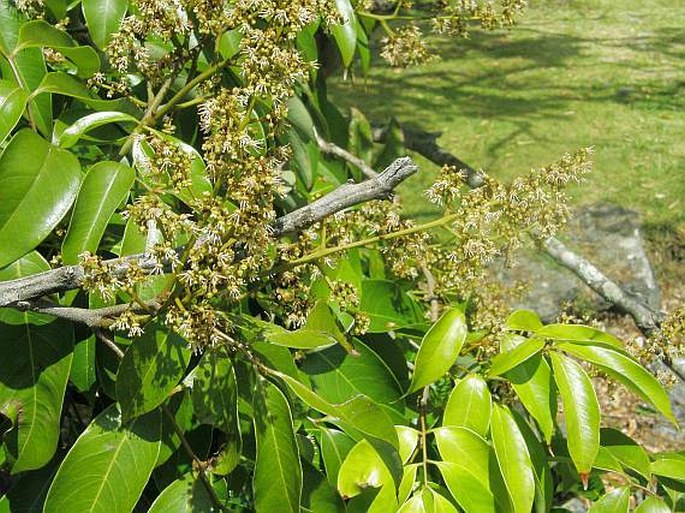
[{"x1": 313, "y1": 127, "x2": 378, "y2": 179}]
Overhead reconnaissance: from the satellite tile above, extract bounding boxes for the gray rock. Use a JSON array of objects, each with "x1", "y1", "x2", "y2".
[{"x1": 495, "y1": 203, "x2": 660, "y2": 321}]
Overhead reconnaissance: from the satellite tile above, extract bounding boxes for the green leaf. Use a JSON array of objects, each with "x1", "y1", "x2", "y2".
[
  {"x1": 510, "y1": 410, "x2": 554, "y2": 513},
  {"x1": 320, "y1": 427, "x2": 356, "y2": 487},
  {"x1": 116, "y1": 326, "x2": 191, "y2": 421},
  {"x1": 588, "y1": 486, "x2": 630, "y2": 513},
  {"x1": 489, "y1": 336, "x2": 546, "y2": 377},
  {"x1": 556, "y1": 342, "x2": 675, "y2": 424},
  {"x1": 409, "y1": 308, "x2": 467, "y2": 393},
  {"x1": 397, "y1": 426, "x2": 419, "y2": 464},
  {"x1": 290, "y1": 129, "x2": 319, "y2": 190},
  {"x1": 253, "y1": 380, "x2": 302, "y2": 513},
  {"x1": 61, "y1": 161, "x2": 135, "y2": 264},
  {"x1": 57, "y1": 111, "x2": 138, "y2": 148},
  {"x1": 276, "y1": 370, "x2": 399, "y2": 452},
  {"x1": 539, "y1": 323, "x2": 624, "y2": 350},
  {"x1": 651, "y1": 458, "x2": 685, "y2": 481},
  {"x1": 0, "y1": 319, "x2": 73, "y2": 473},
  {"x1": 491, "y1": 405, "x2": 535, "y2": 513},
  {"x1": 501, "y1": 336, "x2": 556, "y2": 443},
  {"x1": 191, "y1": 351, "x2": 240, "y2": 474},
  {"x1": 15, "y1": 20, "x2": 100, "y2": 76},
  {"x1": 302, "y1": 463, "x2": 346, "y2": 513},
  {"x1": 71, "y1": 336, "x2": 96, "y2": 393},
  {"x1": 264, "y1": 327, "x2": 337, "y2": 350},
  {"x1": 301, "y1": 339, "x2": 403, "y2": 407},
  {"x1": 147, "y1": 474, "x2": 214, "y2": 513},
  {"x1": 0, "y1": 80, "x2": 27, "y2": 144},
  {"x1": 0, "y1": 130, "x2": 81, "y2": 268},
  {"x1": 287, "y1": 94, "x2": 315, "y2": 140},
  {"x1": 399, "y1": 489, "x2": 459, "y2": 513},
  {"x1": 549, "y1": 351, "x2": 600, "y2": 475},
  {"x1": 599, "y1": 428, "x2": 651, "y2": 479},
  {"x1": 634, "y1": 496, "x2": 671, "y2": 513},
  {"x1": 337, "y1": 439, "x2": 392, "y2": 498},
  {"x1": 82, "y1": 0, "x2": 128, "y2": 49},
  {"x1": 506, "y1": 310, "x2": 543, "y2": 332},
  {"x1": 44, "y1": 404, "x2": 161, "y2": 512},
  {"x1": 0, "y1": 251, "x2": 53, "y2": 325},
  {"x1": 360, "y1": 280, "x2": 424, "y2": 332},
  {"x1": 331, "y1": 0, "x2": 357, "y2": 67},
  {"x1": 0, "y1": 0, "x2": 22, "y2": 55},
  {"x1": 436, "y1": 461, "x2": 497, "y2": 513},
  {"x1": 33, "y1": 72, "x2": 139, "y2": 114},
  {"x1": 443, "y1": 374, "x2": 491, "y2": 437}
]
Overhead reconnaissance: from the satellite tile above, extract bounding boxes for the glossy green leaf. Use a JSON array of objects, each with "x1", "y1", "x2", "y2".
[
  {"x1": 0, "y1": 0, "x2": 22, "y2": 55},
  {"x1": 409, "y1": 308, "x2": 467, "y2": 392},
  {"x1": 252, "y1": 380, "x2": 302, "y2": 513},
  {"x1": 588, "y1": 486, "x2": 630, "y2": 513},
  {"x1": 331, "y1": 0, "x2": 357, "y2": 67},
  {"x1": 360, "y1": 280, "x2": 424, "y2": 332},
  {"x1": 0, "y1": 130, "x2": 80, "y2": 268},
  {"x1": 320, "y1": 427, "x2": 356, "y2": 487},
  {"x1": 510, "y1": 410, "x2": 554, "y2": 513},
  {"x1": 443, "y1": 375, "x2": 491, "y2": 436},
  {"x1": 539, "y1": 323, "x2": 624, "y2": 350},
  {"x1": 147, "y1": 474, "x2": 214, "y2": 513},
  {"x1": 549, "y1": 351, "x2": 600, "y2": 475},
  {"x1": 302, "y1": 463, "x2": 346, "y2": 513},
  {"x1": 0, "y1": 319, "x2": 73, "y2": 473},
  {"x1": 71, "y1": 336, "x2": 96, "y2": 393},
  {"x1": 287, "y1": 94, "x2": 315, "y2": 140},
  {"x1": 489, "y1": 336, "x2": 545, "y2": 377},
  {"x1": 264, "y1": 327, "x2": 337, "y2": 349},
  {"x1": 57, "y1": 111, "x2": 137, "y2": 148},
  {"x1": 398, "y1": 464, "x2": 418, "y2": 505},
  {"x1": 62, "y1": 161, "x2": 135, "y2": 265},
  {"x1": 491, "y1": 405, "x2": 535, "y2": 513},
  {"x1": 599, "y1": 428, "x2": 651, "y2": 479},
  {"x1": 506, "y1": 310, "x2": 543, "y2": 332},
  {"x1": 502, "y1": 335, "x2": 556, "y2": 443},
  {"x1": 400, "y1": 489, "x2": 459, "y2": 513},
  {"x1": 434, "y1": 426, "x2": 489, "y2": 477},
  {"x1": 44, "y1": 404, "x2": 161, "y2": 512},
  {"x1": 397, "y1": 426, "x2": 419, "y2": 464},
  {"x1": 33, "y1": 72, "x2": 139, "y2": 114},
  {"x1": 16, "y1": 20, "x2": 99, "y2": 76},
  {"x1": 634, "y1": 496, "x2": 671, "y2": 513},
  {"x1": 398, "y1": 493, "x2": 425, "y2": 513},
  {"x1": 116, "y1": 326, "x2": 191, "y2": 421},
  {"x1": 277, "y1": 370, "x2": 399, "y2": 454},
  {"x1": 556, "y1": 342, "x2": 675, "y2": 424},
  {"x1": 191, "y1": 351, "x2": 240, "y2": 474},
  {"x1": 0, "y1": 80, "x2": 27, "y2": 143},
  {"x1": 436, "y1": 461, "x2": 497, "y2": 513},
  {"x1": 301, "y1": 340, "x2": 402, "y2": 407},
  {"x1": 651, "y1": 458, "x2": 685, "y2": 481},
  {"x1": 82, "y1": 0, "x2": 128, "y2": 49},
  {"x1": 337, "y1": 439, "x2": 392, "y2": 499},
  {"x1": 0, "y1": 251, "x2": 53, "y2": 325}
]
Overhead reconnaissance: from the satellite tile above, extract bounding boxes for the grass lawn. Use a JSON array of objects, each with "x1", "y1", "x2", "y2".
[{"x1": 330, "y1": 0, "x2": 685, "y2": 236}]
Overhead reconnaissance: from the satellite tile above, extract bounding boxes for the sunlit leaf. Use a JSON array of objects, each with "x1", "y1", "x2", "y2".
[
  {"x1": 252, "y1": 380, "x2": 302, "y2": 513},
  {"x1": 549, "y1": 351, "x2": 600, "y2": 476},
  {"x1": 44, "y1": 404, "x2": 161, "y2": 512},
  {"x1": 0, "y1": 130, "x2": 80, "y2": 268},
  {"x1": 443, "y1": 374, "x2": 491, "y2": 436},
  {"x1": 409, "y1": 308, "x2": 467, "y2": 392}
]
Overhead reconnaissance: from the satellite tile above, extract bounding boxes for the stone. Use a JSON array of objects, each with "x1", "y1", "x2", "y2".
[{"x1": 495, "y1": 203, "x2": 660, "y2": 321}]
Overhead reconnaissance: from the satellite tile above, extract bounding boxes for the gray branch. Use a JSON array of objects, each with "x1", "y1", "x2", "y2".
[
  {"x1": 272, "y1": 156, "x2": 417, "y2": 234},
  {"x1": 0, "y1": 157, "x2": 417, "y2": 308},
  {"x1": 12, "y1": 300, "x2": 154, "y2": 328},
  {"x1": 542, "y1": 237, "x2": 663, "y2": 334},
  {"x1": 313, "y1": 127, "x2": 378, "y2": 179}
]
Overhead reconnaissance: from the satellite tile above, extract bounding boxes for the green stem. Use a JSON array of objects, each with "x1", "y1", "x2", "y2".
[
  {"x1": 156, "y1": 57, "x2": 233, "y2": 119},
  {"x1": 276, "y1": 213, "x2": 458, "y2": 272}
]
